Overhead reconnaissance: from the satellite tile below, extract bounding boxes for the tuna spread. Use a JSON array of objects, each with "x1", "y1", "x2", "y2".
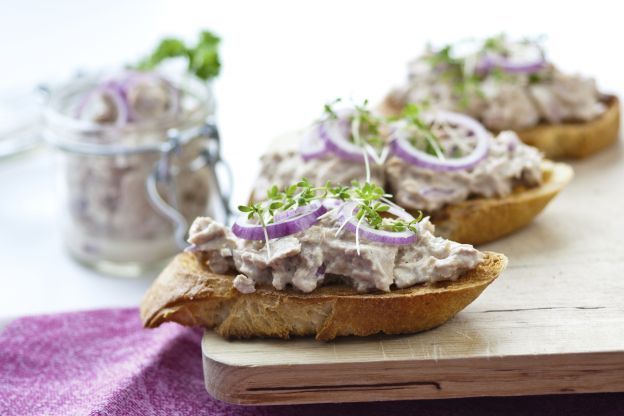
[
  {"x1": 253, "y1": 101, "x2": 388, "y2": 201},
  {"x1": 253, "y1": 150, "x2": 385, "y2": 202},
  {"x1": 254, "y1": 112, "x2": 543, "y2": 214},
  {"x1": 388, "y1": 36, "x2": 605, "y2": 131},
  {"x1": 386, "y1": 130, "x2": 543, "y2": 212},
  {"x1": 188, "y1": 215, "x2": 483, "y2": 294},
  {"x1": 50, "y1": 71, "x2": 216, "y2": 266}
]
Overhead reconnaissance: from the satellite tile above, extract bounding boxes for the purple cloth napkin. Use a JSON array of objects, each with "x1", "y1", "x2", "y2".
[{"x1": 0, "y1": 308, "x2": 622, "y2": 416}]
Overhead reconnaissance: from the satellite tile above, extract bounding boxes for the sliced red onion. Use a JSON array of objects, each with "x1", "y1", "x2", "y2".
[
  {"x1": 75, "y1": 85, "x2": 129, "y2": 127},
  {"x1": 390, "y1": 110, "x2": 489, "y2": 172},
  {"x1": 338, "y1": 202, "x2": 418, "y2": 245},
  {"x1": 184, "y1": 244, "x2": 201, "y2": 253},
  {"x1": 300, "y1": 124, "x2": 330, "y2": 161},
  {"x1": 322, "y1": 198, "x2": 344, "y2": 210},
  {"x1": 477, "y1": 43, "x2": 545, "y2": 75},
  {"x1": 421, "y1": 187, "x2": 457, "y2": 197},
  {"x1": 273, "y1": 204, "x2": 315, "y2": 222},
  {"x1": 232, "y1": 201, "x2": 327, "y2": 241},
  {"x1": 506, "y1": 133, "x2": 521, "y2": 152},
  {"x1": 318, "y1": 119, "x2": 371, "y2": 163}
]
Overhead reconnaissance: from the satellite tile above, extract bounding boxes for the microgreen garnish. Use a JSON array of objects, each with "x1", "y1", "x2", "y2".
[
  {"x1": 323, "y1": 98, "x2": 342, "y2": 120},
  {"x1": 238, "y1": 179, "x2": 424, "y2": 255},
  {"x1": 483, "y1": 33, "x2": 507, "y2": 54},
  {"x1": 423, "y1": 34, "x2": 546, "y2": 108},
  {"x1": 424, "y1": 45, "x2": 481, "y2": 109},
  {"x1": 323, "y1": 99, "x2": 386, "y2": 151},
  {"x1": 137, "y1": 30, "x2": 221, "y2": 81},
  {"x1": 396, "y1": 104, "x2": 445, "y2": 159},
  {"x1": 321, "y1": 98, "x2": 389, "y2": 182}
]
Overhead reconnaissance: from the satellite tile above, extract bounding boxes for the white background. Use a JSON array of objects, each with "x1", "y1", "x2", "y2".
[{"x1": 0, "y1": 0, "x2": 622, "y2": 319}]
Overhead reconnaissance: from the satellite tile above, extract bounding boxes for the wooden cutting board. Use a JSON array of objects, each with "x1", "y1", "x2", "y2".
[{"x1": 202, "y1": 141, "x2": 624, "y2": 405}]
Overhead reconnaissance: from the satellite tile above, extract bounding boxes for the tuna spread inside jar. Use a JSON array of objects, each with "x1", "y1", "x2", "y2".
[{"x1": 44, "y1": 71, "x2": 217, "y2": 268}]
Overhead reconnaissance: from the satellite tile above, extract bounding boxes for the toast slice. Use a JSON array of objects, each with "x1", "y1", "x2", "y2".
[
  {"x1": 380, "y1": 95, "x2": 620, "y2": 160},
  {"x1": 515, "y1": 95, "x2": 620, "y2": 159},
  {"x1": 427, "y1": 161, "x2": 573, "y2": 245},
  {"x1": 140, "y1": 251, "x2": 507, "y2": 341}
]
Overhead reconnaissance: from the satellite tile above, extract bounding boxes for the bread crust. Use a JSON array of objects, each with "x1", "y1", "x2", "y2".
[
  {"x1": 427, "y1": 162, "x2": 573, "y2": 245},
  {"x1": 140, "y1": 251, "x2": 507, "y2": 341},
  {"x1": 515, "y1": 95, "x2": 620, "y2": 159},
  {"x1": 380, "y1": 94, "x2": 620, "y2": 160}
]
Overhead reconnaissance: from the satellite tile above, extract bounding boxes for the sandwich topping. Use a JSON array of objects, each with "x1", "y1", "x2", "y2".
[
  {"x1": 75, "y1": 71, "x2": 181, "y2": 126},
  {"x1": 388, "y1": 34, "x2": 605, "y2": 131},
  {"x1": 253, "y1": 100, "x2": 387, "y2": 201},
  {"x1": 386, "y1": 109, "x2": 543, "y2": 211},
  {"x1": 187, "y1": 180, "x2": 483, "y2": 294},
  {"x1": 255, "y1": 100, "x2": 544, "y2": 214}
]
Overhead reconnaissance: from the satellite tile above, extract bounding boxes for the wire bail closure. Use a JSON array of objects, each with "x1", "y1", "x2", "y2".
[{"x1": 146, "y1": 119, "x2": 232, "y2": 250}]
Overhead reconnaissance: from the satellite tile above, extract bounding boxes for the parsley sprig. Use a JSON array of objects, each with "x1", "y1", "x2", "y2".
[{"x1": 137, "y1": 30, "x2": 221, "y2": 81}]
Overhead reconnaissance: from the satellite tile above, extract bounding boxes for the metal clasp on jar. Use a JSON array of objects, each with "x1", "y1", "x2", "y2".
[{"x1": 147, "y1": 117, "x2": 233, "y2": 250}]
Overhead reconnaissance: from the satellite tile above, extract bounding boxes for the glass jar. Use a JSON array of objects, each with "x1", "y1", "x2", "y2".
[{"x1": 43, "y1": 73, "x2": 231, "y2": 276}]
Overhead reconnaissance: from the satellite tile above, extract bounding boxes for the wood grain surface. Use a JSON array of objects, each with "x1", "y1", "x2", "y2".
[{"x1": 202, "y1": 139, "x2": 624, "y2": 405}]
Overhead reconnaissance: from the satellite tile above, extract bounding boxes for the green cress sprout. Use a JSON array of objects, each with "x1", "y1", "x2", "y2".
[
  {"x1": 395, "y1": 103, "x2": 446, "y2": 159},
  {"x1": 424, "y1": 33, "x2": 547, "y2": 107},
  {"x1": 323, "y1": 98, "x2": 386, "y2": 150},
  {"x1": 235, "y1": 100, "x2": 459, "y2": 255},
  {"x1": 238, "y1": 179, "x2": 423, "y2": 249},
  {"x1": 138, "y1": 30, "x2": 221, "y2": 81},
  {"x1": 424, "y1": 44, "x2": 482, "y2": 108},
  {"x1": 323, "y1": 98, "x2": 388, "y2": 182}
]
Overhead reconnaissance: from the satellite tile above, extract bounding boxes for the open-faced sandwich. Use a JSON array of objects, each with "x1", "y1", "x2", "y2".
[
  {"x1": 382, "y1": 34, "x2": 620, "y2": 159},
  {"x1": 253, "y1": 100, "x2": 573, "y2": 244},
  {"x1": 141, "y1": 179, "x2": 507, "y2": 341}
]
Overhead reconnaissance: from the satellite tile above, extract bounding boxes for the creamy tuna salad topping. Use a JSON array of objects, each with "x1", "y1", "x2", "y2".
[
  {"x1": 254, "y1": 100, "x2": 544, "y2": 215},
  {"x1": 254, "y1": 150, "x2": 385, "y2": 202},
  {"x1": 188, "y1": 197, "x2": 482, "y2": 294},
  {"x1": 388, "y1": 34, "x2": 605, "y2": 131},
  {"x1": 187, "y1": 179, "x2": 483, "y2": 293},
  {"x1": 253, "y1": 100, "x2": 389, "y2": 200},
  {"x1": 386, "y1": 107, "x2": 543, "y2": 211},
  {"x1": 76, "y1": 71, "x2": 181, "y2": 126}
]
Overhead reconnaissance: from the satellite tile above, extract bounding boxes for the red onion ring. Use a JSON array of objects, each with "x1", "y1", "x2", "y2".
[
  {"x1": 232, "y1": 201, "x2": 327, "y2": 241},
  {"x1": 318, "y1": 119, "x2": 372, "y2": 163},
  {"x1": 477, "y1": 43, "x2": 545, "y2": 75},
  {"x1": 273, "y1": 203, "x2": 317, "y2": 222},
  {"x1": 338, "y1": 202, "x2": 418, "y2": 245},
  {"x1": 421, "y1": 187, "x2": 457, "y2": 197},
  {"x1": 300, "y1": 124, "x2": 330, "y2": 161},
  {"x1": 322, "y1": 198, "x2": 344, "y2": 210},
  {"x1": 184, "y1": 244, "x2": 201, "y2": 253},
  {"x1": 75, "y1": 85, "x2": 129, "y2": 127},
  {"x1": 390, "y1": 110, "x2": 489, "y2": 171}
]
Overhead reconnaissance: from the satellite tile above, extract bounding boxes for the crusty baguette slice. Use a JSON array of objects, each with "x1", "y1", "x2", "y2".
[
  {"x1": 427, "y1": 161, "x2": 573, "y2": 245},
  {"x1": 515, "y1": 95, "x2": 620, "y2": 159},
  {"x1": 140, "y1": 251, "x2": 507, "y2": 341},
  {"x1": 380, "y1": 94, "x2": 620, "y2": 160}
]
